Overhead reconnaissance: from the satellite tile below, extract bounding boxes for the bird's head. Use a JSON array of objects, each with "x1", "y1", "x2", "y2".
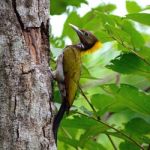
[{"x1": 69, "y1": 23, "x2": 102, "y2": 54}]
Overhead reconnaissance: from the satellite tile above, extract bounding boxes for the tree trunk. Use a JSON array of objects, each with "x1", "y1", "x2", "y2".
[{"x1": 0, "y1": 0, "x2": 56, "y2": 149}]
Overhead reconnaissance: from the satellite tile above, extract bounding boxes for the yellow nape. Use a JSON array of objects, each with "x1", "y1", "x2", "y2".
[{"x1": 81, "y1": 41, "x2": 102, "y2": 55}]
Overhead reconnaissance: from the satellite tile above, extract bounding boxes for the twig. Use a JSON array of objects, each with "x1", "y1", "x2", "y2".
[
  {"x1": 109, "y1": 32, "x2": 150, "y2": 66},
  {"x1": 115, "y1": 74, "x2": 120, "y2": 86},
  {"x1": 79, "y1": 85, "x2": 117, "y2": 150},
  {"x1": 78, "y1": 85, "x2": 97, "y2": 115},
  {"x1": 77, "y1": 112, "x2": 144, "y2": 150},
  {"x1": 106, "y1": 134, "x2": 117, "y2": 150}
]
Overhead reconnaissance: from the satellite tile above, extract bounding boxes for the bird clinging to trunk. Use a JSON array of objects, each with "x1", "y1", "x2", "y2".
[{"x1": 52, "y1": 24, "x2": 102, "y2": 144}]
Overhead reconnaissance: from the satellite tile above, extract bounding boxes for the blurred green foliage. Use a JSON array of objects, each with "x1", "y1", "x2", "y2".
[
  {"x1": 51, "y1": 0, "x2": 88, "y2": 15},
  {"x1": 50, "y1": 0, "x2": 150, "y2": 150}
]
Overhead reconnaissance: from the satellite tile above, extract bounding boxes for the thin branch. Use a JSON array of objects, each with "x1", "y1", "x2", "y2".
[
  {"x1": 79, "y1": 85, "x2": 117, "y2": 150},
  {"x1": 131, "y1": 50, "x2": 150, "y2": 66},
  {"x1": 78, "y1": 85, "x2": 97, "y2": 115},
  {"x1": 106, "y1": 134, "x2": 117, "y2": 150},
  {"x1": 62, "y1": 128, "x2": 80, "y2": 150},
  {"x1": 77, "y1": 112, "x2": 144, "y2": 150},
  {"x1": 115, "y1": 74, "x2": 120, "y2": 86},
  {"x1": 109, "y1": 32, "x2": 150, "y2": 66}
]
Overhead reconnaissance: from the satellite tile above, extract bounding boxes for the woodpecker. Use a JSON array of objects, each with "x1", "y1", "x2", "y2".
[{"x1": 52, "y1": 24, "x2": 102, "y2": 144}]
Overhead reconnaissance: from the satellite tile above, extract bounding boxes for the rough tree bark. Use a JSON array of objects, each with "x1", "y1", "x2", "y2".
[{"x1": 0, "y1": 0, "x2": 56, "y2": 149}]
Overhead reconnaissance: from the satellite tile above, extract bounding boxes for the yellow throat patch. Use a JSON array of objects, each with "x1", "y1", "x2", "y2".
[{"x1": 81, "y1": 41, "x2": 102, "y2": 55}]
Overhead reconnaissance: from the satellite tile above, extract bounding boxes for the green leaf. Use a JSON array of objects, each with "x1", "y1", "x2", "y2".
[
  {"x1": 81, "y1": 65, "x2": 100, "y2": 80},
  {"x1": 91, "y1": 94, "x2": 120, "y2": 115},
  {"x1": 81, "y1": 12, "x2": 104, "y2": 33},
  {"x1": 62, "y1": 115, "x2": 108, "y2": 148},
  {"x1": 93, "y1": 4, "x2": 117, "y2": 13},
  {"x1": 126, "y1": 1, "x2": 141, "y2": 13},
  {"x1": 102, "y1": 84, "x2": 150, "y2": 116},
  {"x1": 125, "y1": 118, "x2": 150, "y2": 136},
  {"x1": 79, "y1": 123, "x2": 109, "y2": 147},
  {"x1": 95, "y1": 31, "x2": 113, "y2": 43},
  {"x1": 98, "y1": 13, "x2": 116, "y2": 26},
  {"x1": 121, "y1": 20, "x2": 145, "y2": 48},
  {"x1": 137, "y1": 46, "x2": 150, "y2": 62},
  {"x1": 124, "y1": 118, "x2": 150, "y2": 143},
  {"x1": 62, "y1": 11, "x2": 81, "y2": 42},
  {"x1": 59, "y1": 136, "x2": 79, "y2": 148},
  {"x1": 68, "y1": 0, "x2": 88, "y2": 7},
  {"x1": 126, "y1": 13, "x2": 150, "y2": 26},
  {"x1": 62, "y1": 115, "x2": 100, "y2": 130},
  {"x1": 119, "y1": 141, "x2": 140, "y2": 150},
  {"x1": 51, "y1": 0, "x2": 88, "y2": 15},
  {"x1": 106, "y1": 53, "x2": 150, "y2": 77},
  {"x1": 105, "y1": 24, "x2": 131, "y2": 47},
  {"x1": 109, "y1": 14, "x2": 123, "y2": 26},
  {"x1": 51, "y1": 0, "x2": 66, "y2": 15},
  {"x1": 83, "y1": 140, "x2": 106, "y2": 150},
  {"x1": 53, "y1": 89, "x2": 61, "y2": 103},
  {"x1": 144, "y1": 5, "x2": 150, "y2": 10},
  {"x1": 81, "y1": 13, "x2": 118, "y2": 39}
]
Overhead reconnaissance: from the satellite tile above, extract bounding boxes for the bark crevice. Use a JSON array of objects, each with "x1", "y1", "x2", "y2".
[
  {"x1": 13, "y1": 95, "x2": 17, "y2": 115},
  {"x1": 16, "y1": 124, "x2": 20, "y2": 141},
  {"x1": 12, "y1": 0, "x2": 24, "y2": 30}
]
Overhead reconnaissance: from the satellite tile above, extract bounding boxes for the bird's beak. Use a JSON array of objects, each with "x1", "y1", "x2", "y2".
[{"x1": 69, "y1": 23, "x2": 84, "y2": 39}]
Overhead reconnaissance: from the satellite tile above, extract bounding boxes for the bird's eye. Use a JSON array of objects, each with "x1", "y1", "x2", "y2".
[{"x1": 84, "y1": 32, "x2": 89, "y2": 36}]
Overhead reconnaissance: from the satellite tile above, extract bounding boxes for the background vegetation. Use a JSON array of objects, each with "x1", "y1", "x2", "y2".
[{"x1": 50, "y1": 0, "x2": 150, "y2": 150}]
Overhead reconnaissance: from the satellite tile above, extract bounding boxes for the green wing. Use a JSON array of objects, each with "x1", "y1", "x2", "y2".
[{"x1": 63, "y1": 46, "x2": 81, "y2": 108}]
